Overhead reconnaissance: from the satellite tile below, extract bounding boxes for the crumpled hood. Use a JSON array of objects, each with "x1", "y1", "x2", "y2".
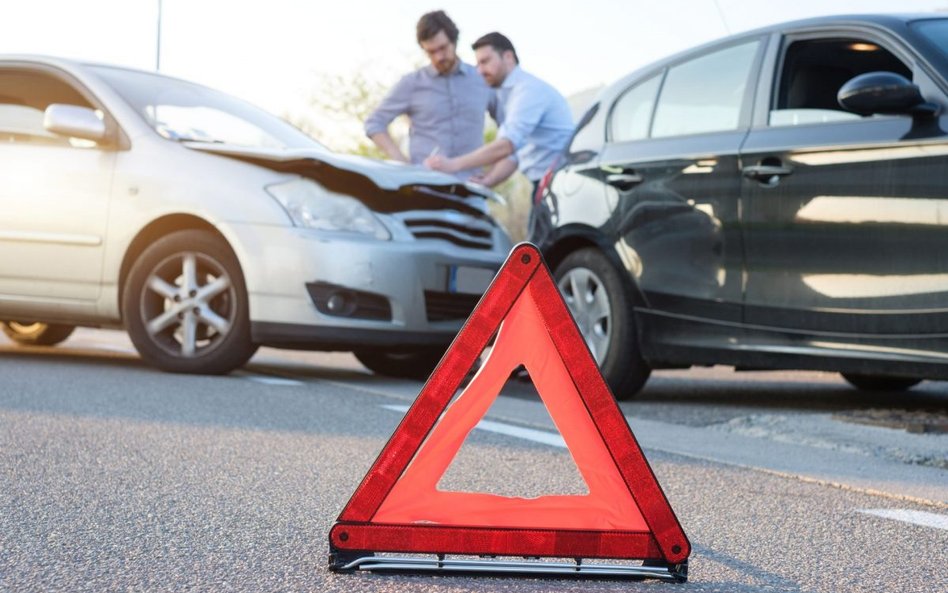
[{"x1": 184, "y1": 142, "x2": 490, "y2": 193}]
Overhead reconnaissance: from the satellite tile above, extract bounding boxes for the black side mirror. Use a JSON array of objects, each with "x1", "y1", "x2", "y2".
[{"x1": 838, "y1": 72, "x2": 939, "y2": 117}]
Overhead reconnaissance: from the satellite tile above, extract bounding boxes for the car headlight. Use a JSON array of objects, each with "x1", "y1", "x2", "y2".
[{"x1": 265, "y1": 178, "x2": 390, "y2": 240}]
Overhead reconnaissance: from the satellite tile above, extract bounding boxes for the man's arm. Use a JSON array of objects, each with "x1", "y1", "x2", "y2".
[
  {"x1": 364, "y1": 75, "x2": 412, "y2": 162},
  {"x1": 473, "y1": 156, "x2": 518, "y2": 187},
  {"x1": 425, "y1": 137, "x2": 514, "y2": 174},
  {"x1": 426, "y1": 80, "x2": 543, "y2": 176},
  {"x1": 369, "y1": 132, "x2": 409, "y2": 163}
]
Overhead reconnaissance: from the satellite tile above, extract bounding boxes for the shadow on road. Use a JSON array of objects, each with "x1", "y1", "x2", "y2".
[{"x1": 1, "y1": 341, "x2": 945, "y2": 435}]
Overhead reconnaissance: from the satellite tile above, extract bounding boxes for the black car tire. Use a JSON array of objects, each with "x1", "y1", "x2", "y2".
[
  {"x1": 1, "y1": 321, "x2": 75, "y2": 346},
  {"x1": 354, "y1": 347, "x2": 446, "y2": 380},
  {"x1": 841, "y1": 373, "x2": 922, "y2": 392},
  {"x1": 554, "y1": 248, "x2": 651, "y2": 399},
  {"x1": 123, "y1": 230, "x2": 257, "y2": 374}
]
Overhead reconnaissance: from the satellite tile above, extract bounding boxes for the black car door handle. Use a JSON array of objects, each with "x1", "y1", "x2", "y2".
[
  {"x1": 605, "y1": 172, "x2": 643, "y2": 190},
  {"x1": 743, "y1": 164, "x2": 793, "y2": 186}
]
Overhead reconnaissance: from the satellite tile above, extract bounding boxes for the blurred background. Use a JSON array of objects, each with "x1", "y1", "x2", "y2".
[{"x1": 5, "y1": 0, "x2": 947, "y2": 238}]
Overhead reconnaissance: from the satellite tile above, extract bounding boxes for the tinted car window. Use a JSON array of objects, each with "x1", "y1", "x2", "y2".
[
  {"x1": 910, "y1": 18, "x2": 948, "y2": 60},
  {"x1": 0, "y1": 70, "x2": 94, "y2": 146},
  {"x1": 610, "y1": 74, "x2": 662, "y2": 142},
  {"x1": 651, "y1": 40, "x2": 759, "y2": 138},
  {"x1": 770, "y1": 38, "x2": 911, "y2": 127}
]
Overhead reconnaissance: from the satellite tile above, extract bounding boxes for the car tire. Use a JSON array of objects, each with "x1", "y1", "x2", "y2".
[
  {"x1": 354, "y1": 347, "x2": 446, "y2": 380},
  {"x1": 841, "y1": 373, "x2": 922, "y2": 392},
  {"x1": 123, "y1": 229, "x2": 257, "y2": 374},
  {"x1": 1, "y1": 321, "x2": 75, "y2": 346},
  {"x1": 555, "y1": 248, "x2": 650, "y2": 400}
]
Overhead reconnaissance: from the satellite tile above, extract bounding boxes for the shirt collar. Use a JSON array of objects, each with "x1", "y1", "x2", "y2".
[
  {"x1": 424, "y1": 60, "x2": 468, "y2": 78},
  {"x1": 500, "y1": 65, "x2": 523, "y2": 90}
]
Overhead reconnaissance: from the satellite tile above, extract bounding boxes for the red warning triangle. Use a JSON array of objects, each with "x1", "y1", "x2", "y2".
[{"x1": 330, "y1": 243, "x2": 689, "y2": 570}]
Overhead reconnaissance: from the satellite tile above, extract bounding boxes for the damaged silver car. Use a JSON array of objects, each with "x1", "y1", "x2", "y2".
[{"x1": 0, "y1": 56, "x2": 511, "y2": 378}]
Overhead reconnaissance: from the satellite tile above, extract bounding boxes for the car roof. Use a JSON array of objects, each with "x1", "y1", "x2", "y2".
[
  {"x1": 0, "y1": 54, "x2": 199, "y2": 85},
  {"x1": 598, "y1": 13, "x2": 945, "y2": 99},
  {"x1": 567, "y1": 13, "x2": 948, "y2": 155},
  {"x1": 739, "y1": 13, "x2": 938, "y2": 35}
]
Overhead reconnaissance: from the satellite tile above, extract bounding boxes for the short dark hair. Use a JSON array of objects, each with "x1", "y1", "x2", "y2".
[
  {"x1": 472, "y1": 32, "x2": 519, "y2": 64},
  {"x1": 417, "y1": 10, "x2": 459, "y2": 45}
]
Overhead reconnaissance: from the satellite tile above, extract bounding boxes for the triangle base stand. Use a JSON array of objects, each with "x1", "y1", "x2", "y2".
[{"x1": 329, "y1": 552, "x2": 688, "y2": 583}]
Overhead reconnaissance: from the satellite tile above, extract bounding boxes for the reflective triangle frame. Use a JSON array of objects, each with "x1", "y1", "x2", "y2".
[{"x1": 329, "y1": 243, "x2": 690, "y2": 582}]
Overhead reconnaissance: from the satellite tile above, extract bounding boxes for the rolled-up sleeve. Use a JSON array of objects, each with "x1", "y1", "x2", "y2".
[
  {"x1": 496, "y1": 84, "x2": 545, "y2": 151},
  {"x1": 364, "y1": 74, "x2": 412, "y2": 137}
]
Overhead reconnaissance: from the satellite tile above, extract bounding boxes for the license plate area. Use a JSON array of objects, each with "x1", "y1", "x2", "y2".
[{"x1": 447, "y1": 265, "x2": 495, "y2": 295}]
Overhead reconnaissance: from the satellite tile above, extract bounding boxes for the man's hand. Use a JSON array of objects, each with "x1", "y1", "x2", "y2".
[{"x1": 424, "y1": 154, "x2": 459, "y2": 173}]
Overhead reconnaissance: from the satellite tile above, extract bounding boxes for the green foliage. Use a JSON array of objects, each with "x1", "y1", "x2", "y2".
[
  {"x1": 287, "y1": 70, "x2": 395, "y2": 158},
  {"x1": 488, "y1": 171, "x2": 533, "y2": 243}
]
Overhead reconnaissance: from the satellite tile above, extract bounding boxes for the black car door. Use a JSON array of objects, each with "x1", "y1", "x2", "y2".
[
  {"x1": 599, "y1": 37, "x2": 764, "y2": 330},
  {"x1": 741, "y1": 29, "x2": 948, "y2": 341}
]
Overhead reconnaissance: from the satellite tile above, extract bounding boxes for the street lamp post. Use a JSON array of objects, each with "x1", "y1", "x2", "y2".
[{"x1": 156, "y1": 0, "x2": 163, "y2": 71}]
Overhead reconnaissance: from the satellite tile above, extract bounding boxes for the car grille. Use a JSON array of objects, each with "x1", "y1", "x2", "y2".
[
  {"x1": 424, "y1": 290, "x2": 482, "y2": 322},
  {"x1": 397, "y1": 211, "x2": 495, "y2": 250}
]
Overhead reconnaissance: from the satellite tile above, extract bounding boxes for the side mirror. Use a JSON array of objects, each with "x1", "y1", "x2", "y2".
[
  {"x1": 837, "y1": 72, "x2": 939, "y2": 118},
  {"x1": 43, "y1": 104, "x2": 107, "y2": 142}
]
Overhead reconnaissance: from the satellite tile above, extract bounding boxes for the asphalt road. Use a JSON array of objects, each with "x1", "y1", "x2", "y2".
[{"x1": 1, "y1": 330, "x2": 946, "y2": 592}]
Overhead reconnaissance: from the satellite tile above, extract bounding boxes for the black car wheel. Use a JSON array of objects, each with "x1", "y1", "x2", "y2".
[
  {"x1": 354, "y1": 347, "x2": 446, "y2": 380},
  {"x1": 841, "y1": 373, "x2": 922, "y2": 392},
  {"x1": 123, "y1": 230, "x2": 257, "y2": 374},
  {"x1": 1, "y1": 321, "x2": 75, "y2": 346},
  {"x1": 555, "y1": 248, "x2": 650, "y2": 399}
]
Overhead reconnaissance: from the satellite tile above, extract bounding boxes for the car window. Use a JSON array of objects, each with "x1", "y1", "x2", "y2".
[
  {"x1": 911, "y1": 18, "x2": 948, "y2": 60},
  {"x1": 0, "y1": 70, "x2": 97, "y2": 147},
  {"x1": 91, "y1": 66, "x2": 328, "y2": 151},
  {"x1": 610, "y1": 74, "x2": 662, "y2": 143},
  {"x1": 770, "y1": 38, "x2": 912, "y2": 127},
  {"x1": 651, "y1": 40, "x2": 760, "y2": 138}
]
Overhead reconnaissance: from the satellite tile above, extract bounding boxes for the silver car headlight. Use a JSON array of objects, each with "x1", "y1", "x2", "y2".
[{"x1": 265, "y1": 178, "x2": 390, "y2": 240}]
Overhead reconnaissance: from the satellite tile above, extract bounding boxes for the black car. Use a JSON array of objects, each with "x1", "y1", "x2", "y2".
[{"x1": 530, "y1": 14, "x2": 948, "y2": 399}]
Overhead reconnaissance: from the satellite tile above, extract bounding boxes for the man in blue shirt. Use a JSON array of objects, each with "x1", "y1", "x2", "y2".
[
  {"x1": 425, "y1": 32, "x2": 574, "y2": 191},
  {"x1": 364, "y1": 11, "x2": 493, "y2": 180}
]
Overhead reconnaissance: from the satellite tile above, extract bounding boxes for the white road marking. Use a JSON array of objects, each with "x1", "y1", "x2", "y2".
[
  {"x1": 857, "y1": 509, "x2": 948, "y2": 531},
  {"x1": 245, "y1": 375, "x2": 305, "y2": 387},
  {"x1": 92, "y1": 344, "x2": 138, "y2": 355},
  {"x1": 382, "y1": 404, "x2": 566, "y2": 448}
]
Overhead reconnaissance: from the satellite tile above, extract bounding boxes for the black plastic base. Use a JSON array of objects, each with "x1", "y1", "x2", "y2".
[{"x1": 328, "y1": 549, "x2": 688, "y2": 583}]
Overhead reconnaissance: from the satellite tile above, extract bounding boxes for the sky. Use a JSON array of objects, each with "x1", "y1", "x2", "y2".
[{"x1": 3, "y1": 0, "x2": 947, "y2": 147}]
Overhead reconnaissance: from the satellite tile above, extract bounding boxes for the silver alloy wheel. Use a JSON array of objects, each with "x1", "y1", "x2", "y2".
[
  {"x1": 558, "y1": 267, "x2": 612, "y2": 364},
  {"x1": 139, "y1": 251, "x2": 236, "y2": 358}
]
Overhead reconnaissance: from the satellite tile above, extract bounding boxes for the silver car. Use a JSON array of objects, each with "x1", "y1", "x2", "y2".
[{"x1": 0, "y1": 56, "x2": 511, "y2": 378}]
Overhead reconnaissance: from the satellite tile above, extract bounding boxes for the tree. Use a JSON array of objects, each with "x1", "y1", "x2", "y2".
[{"x1": 286, "y1": 70, "x2": 404, "y2": 159}]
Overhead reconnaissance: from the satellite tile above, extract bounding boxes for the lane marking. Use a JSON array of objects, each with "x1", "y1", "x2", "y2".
[
  {"x1": 245, "y1": 375, "x2": 305, "y2": 387},
  {"x1": 857, "y1": 509, "x2": 948, "y2": 531},
  {"x1": 382, "y1": 404, "x2": 565, "y2": 448},
  {"x1": 82, "y1": 343, "x2": 138, "y2": 355}
]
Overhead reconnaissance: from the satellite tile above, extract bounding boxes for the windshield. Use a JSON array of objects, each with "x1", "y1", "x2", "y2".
[
  {"x1": 90, "y1": 66, "x2": 327, "y2": 150},
  {"x1": 911, "y1": 18, "x2": 948, "y2": 65}
]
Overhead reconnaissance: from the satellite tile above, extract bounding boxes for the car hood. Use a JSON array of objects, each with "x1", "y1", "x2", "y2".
[{"x1": 184, "y1": 143, "x2": 499, "y2": 217}]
